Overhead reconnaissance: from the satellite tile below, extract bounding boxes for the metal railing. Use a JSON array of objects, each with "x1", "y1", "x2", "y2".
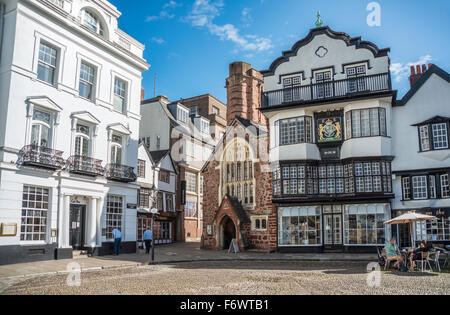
[
  {"x1": 20, "y1": 145, "x2": 65, "y2": 170},
  {"x1": 262, "y1": 72, "x2": 391, "y2": 108},
  {"x1": 67, "y1": 156, "x2": 105, "y2": 177},
  {"x1": 106, "y1": 164, "x2": 137, "y2": 183}
]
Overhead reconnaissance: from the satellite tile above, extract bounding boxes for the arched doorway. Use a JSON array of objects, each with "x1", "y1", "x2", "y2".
[{"x1": 218, "y1": 216, "x2": 236, "y2": 250}]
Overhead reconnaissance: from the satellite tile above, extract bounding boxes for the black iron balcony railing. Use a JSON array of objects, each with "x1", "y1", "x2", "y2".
[
  {"x1": 20, "y1": 145, "x2": 65, "y2": 170},
  {"x1": 67, "y1": 156, "x2": 105, "y2": 177},
  {"x1": 262, "y1": 72, "x2": 391, "y2": 108},
  {"x1": 106, "y1": 164, "x2": 137, "y2": 183}
]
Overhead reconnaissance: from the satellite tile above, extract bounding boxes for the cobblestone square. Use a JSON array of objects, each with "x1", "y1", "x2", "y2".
[{"x1": 2, "y1": 261, "x2": 449, "y2": 295}]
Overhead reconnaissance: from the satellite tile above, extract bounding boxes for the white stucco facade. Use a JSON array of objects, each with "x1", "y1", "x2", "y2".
[{"x1": 0, "y1": 0, "x2": 149, "y2": 264}]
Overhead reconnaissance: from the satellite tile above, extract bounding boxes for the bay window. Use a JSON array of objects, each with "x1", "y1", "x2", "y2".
[
  {"x1": 274, "y1": 160, "x2": 391, "y2": 197},
  {"x1": 345, "y1": 108, "x2": 387, "y2": 139},
  {"x1": 441, "y1": 174, "x2": 450, "y2": 198},
  {"x1": 279, "y1": 116, "x2": 313, "y2": 145},
  {"x1": 186, "y1": 172, "x2": 197, "y2": 193}
]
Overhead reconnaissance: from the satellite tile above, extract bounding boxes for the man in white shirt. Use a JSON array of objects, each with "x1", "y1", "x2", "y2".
[{"x1": 112, "y1": 228, "x2": 122, "y2": 256}]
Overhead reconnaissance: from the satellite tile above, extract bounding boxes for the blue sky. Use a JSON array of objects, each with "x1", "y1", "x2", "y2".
[{"x1": 109, "y1": 0, "x2": 450, "y2": 103}]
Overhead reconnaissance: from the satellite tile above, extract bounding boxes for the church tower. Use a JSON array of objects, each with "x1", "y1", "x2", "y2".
[{"x1": 226, "y1": 62, "x2": 266, "y2": 126}]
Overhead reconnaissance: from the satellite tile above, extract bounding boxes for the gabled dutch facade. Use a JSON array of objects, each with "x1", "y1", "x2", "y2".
[
  {"x1": 261, "y1": 26, "x2": 396, "y2": 253},
  {"x1": 0, "y1": 0, "x2": 149, "y2": 264}
]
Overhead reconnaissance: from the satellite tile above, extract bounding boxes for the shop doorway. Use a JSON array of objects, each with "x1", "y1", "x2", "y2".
[
  {"x1": 219, "y1": 216, "x2": 236, "y2": 250},
  {"x1": 69, "y1": 204, "x2": 86, "y2": 250},
  {"x1": 323, "y1": 205, "x2": 343, "y2": 252}
]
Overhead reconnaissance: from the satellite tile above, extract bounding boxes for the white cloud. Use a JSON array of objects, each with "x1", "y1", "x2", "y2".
[
  {"x1": 146, "y1": 1, "x2": 180, "y2": 22},
  {"x1": 391, "y1": 55, "x2": 433, "y2": 82},
  {"x1": 163, "y1": 1, "x2": 182, "y2": 9},
  {"x1": 186, "y1": 0, "x2": 272, "y2": 52},
  {"x1": 241, "y1": 7, "x2": 252, "y2": 27},
  {"x1": 151, "y1": 37, "x2": 166, "y2": 45}
]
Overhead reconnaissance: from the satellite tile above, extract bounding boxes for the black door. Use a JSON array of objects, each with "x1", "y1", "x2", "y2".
[
  {"x1": 323, "y1": 205, "x2": 344, "y2": 252},
  {"x1": 223, "y1": 218, "x2": 236, "y2": 250},
  {"x1": 69, "y1": 205, "x2": 86, "y2": 250}
]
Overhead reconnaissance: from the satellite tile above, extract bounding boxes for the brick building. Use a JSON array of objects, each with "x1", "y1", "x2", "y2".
[{"x1": 201, "y1": 62, "x2": 277, "y2": 252}]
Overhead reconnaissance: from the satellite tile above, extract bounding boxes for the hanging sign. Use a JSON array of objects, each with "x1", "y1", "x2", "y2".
[{"x1": 180, "y1": 180, "x2": 187, "y2": 205}]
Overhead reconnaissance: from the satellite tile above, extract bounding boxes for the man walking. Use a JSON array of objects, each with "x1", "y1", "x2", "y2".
[
  {"x1": 143, "y1": 228, "x2": 153, "y2": 254},
  {"x1": 112, "y1": 228, "x2": 122, "y2": 256}
]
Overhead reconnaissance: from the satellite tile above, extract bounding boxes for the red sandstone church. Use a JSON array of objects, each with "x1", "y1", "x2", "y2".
[{"x1": 201, "y1": 62, "x2": 277, "y2": 252}]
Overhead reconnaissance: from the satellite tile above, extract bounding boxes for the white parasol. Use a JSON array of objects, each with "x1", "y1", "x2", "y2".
[{"x1": 384, "y1": 212, "x2": 437, "y2": 249}]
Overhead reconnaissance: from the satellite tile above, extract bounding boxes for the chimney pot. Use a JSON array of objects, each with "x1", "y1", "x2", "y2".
[
  {"x1": 422, "y1": 64, "x2": 427, "y2": 73},
  {"x1": 411, "y1": 66, "x2": 416, "y2": 75},
  {"x1": 416, "y1": 65, "x2": 421, "y2": 74}
]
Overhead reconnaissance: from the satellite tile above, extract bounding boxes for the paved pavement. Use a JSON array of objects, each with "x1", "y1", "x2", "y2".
[{"x1": 0, "y1": 242, "x2": 378, "y2": 293}]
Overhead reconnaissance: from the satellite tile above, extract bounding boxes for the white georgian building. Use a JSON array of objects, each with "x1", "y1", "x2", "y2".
[{"x1": 0, "y1": 0, "x2": 149, "y2": 264}]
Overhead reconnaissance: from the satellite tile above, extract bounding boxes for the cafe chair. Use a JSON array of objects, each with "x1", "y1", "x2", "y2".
[
  {"x1": 427, "y1": 250, "x2": 441, "y2": 272},
  {"x1": 418, "y1": 252, "x2": 433, "y2": 273}
]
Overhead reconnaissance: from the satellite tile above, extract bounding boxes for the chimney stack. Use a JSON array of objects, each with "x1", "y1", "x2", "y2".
[
  {"x1": 141, "y1": 87, "x2": 145, "y2": 102},
  {"x1": 409, "y1": 64, "x2": 432, "y2": 88}
]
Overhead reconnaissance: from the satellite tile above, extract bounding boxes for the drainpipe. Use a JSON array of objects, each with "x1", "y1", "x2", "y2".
[{"x1": 0, "y1": 3, "x2": 5, "y2": 64}]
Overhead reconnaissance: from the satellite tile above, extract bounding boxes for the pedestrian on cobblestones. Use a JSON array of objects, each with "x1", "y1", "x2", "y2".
[
  {"x1": 143, "y1": 228, "x2": 153, "y2": 254},
  {"x1": 112, "y1": 228, "x2": 122, "y2": 256}
]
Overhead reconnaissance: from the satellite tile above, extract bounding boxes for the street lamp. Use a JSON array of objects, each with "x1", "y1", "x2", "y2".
[{"x1": 150, "y1": 208, "x2": 159, "y2": 263}]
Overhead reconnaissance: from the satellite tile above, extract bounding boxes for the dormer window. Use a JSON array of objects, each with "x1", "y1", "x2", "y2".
[
  {"x1": 414, "y1": 117, "x2": 450, "y2": 152},
  {"x1": 82, "y1": 10, "x2": 104, "y2": 37},
  {"x1": 177, "y1": 106, "x2": 188, "y2": 124},
  {"x1": 201, "y1": 120, "x2": 210, "y2": 135}
]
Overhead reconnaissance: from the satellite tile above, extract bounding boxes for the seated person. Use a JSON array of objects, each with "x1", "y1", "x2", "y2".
[
  {"x1": 410, "y1": 241, "x2": 432, "y2": 269},
  {"x1": 384, "y1": 237, "x2": 404, "y2": 269}
]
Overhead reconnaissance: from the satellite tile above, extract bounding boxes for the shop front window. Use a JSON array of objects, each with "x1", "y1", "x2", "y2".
[
  {"x1": 279, "y1": 207, "x2": 321, "y2": 246},
  {"x1": 416, "y1": 217, "x2": 450, "y2": 242},
  {"x1": 344, "y1": 204, "x2": 390, "y2": 245}
]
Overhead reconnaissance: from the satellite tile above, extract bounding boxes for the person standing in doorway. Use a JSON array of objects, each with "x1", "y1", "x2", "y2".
[
  {"x1": 112, "y1": 228, "x2": 122, "y2": 256},
  {"x1": 143, "y1": 228, "x2": 153, "y2": 254}
]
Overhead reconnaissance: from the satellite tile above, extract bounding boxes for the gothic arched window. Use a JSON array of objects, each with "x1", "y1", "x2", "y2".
[{"x1": 221, "y1": 137, "x2": 255, "y2": 207}]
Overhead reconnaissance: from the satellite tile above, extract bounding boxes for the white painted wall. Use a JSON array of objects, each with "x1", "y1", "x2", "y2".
[
  {"x1": 392, "y1": 73, "x2": 450, "y2": 211},
  {"x1": 0, "y1": 0, "x2": 148, "y2": 251}
]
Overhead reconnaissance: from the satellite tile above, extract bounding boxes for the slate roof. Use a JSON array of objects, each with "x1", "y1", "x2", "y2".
[
  {"x1": 150, "y1": 150, "x2": 170, "y2": 165},
  {"x1": 225, "y1": 195, "x2": 251, "y2": 224}
]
